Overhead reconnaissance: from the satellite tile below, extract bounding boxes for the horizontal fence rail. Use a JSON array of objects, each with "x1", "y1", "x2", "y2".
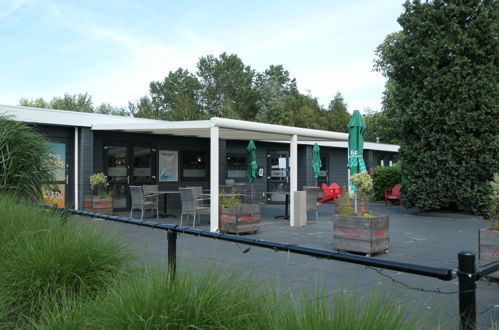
[
  {"x1": 71, "y1": 209, "x2": 455, "y2": 280},
  {"x1": 477, "y1": 261, "x2": 499, "y2": 280},
  {"x1": 67, "y1": 208, "x2": 496, "y2": 330}
]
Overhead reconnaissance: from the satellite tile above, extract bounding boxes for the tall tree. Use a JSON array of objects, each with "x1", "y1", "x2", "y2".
[
  {"x1": 375, "y1": 0, "x2": 499, "y2": 214},
  {"x1": 196, "y1": 53, "x2": 258, "y2": 120},
  {"x1": 148, "y1": 68, "x2": 204, "y2": 120},
  {"x1": 255, "y1": 65, "x2": 298, "y2": 122},
  {"x1": 324, "y1": 92, "x2": 351, "y2": 132},
  {"x1": 50, "y1": 93, "x2": 94, "y2": 113}
]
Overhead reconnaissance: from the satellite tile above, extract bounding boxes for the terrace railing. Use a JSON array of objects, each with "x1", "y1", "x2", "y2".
[{"x1": 70, "y1": 209, "x2": 499, "y2": 330}]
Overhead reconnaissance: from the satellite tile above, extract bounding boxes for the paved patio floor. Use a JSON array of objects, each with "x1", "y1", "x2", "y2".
[{"x1": 71, "y1": 202, "x2": 498, "y2": 328}]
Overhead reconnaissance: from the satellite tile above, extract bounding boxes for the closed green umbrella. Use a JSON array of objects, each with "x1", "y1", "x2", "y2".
[
  {"x1": 347, "y1": 110, "x2": 367, "y2": 190},
  {"x1": 246, "y1": 140, "x2": 257, "y2": 183},
  {"x1": 312, "y1": 143, "x2": 322, "y2": 182},
  {"x1": 247, "y1": 140, "x2": 257, "y2": 203}
]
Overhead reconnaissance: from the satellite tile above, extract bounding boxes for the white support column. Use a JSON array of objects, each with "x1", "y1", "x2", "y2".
[
  {"x1": 74, "y1": 127, "x2": 79, "y2": 210},
  {"x1": 210, "y1": 126, "x2": 219, "y2": 232},
  {"x1": 289, "y1": 134, "x2": 298, "y2": 226}
]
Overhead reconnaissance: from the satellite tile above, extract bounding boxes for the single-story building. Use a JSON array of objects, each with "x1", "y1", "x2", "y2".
[{"x1": 1, "y1": 104, "x2": 399, "y2": 231}]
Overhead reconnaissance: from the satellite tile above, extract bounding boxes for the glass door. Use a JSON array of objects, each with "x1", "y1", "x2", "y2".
[
  {"x1": 267, "y1": 151, "x2": 289, "y2": 202},
  {"x1": 318, "y1": 152, "x2": 329, "y2": 187},
  {"x1": 105, "y1": 145, "x2": 129, "y2": 210},
  {"x1": 132, "y1": 147, "x2": 155, "y2": 185},
  {"x1": 42, "y1": 141, "x2": 69, "y2": 208}
]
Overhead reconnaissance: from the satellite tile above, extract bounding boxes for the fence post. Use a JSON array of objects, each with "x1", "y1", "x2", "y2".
[
  {"x1": 458, "y1": 251, "x2": 476, "y2": 330},
  {"x1": 167, "y1": 230, "x2": 177, "y2": 278}
]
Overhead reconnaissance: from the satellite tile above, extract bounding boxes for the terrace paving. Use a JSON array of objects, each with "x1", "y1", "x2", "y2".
[{"x1": 71, "y1": 202, "x2": 498, "y2": 328}]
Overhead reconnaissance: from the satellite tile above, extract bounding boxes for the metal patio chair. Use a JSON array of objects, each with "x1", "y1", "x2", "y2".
[
  {"x1": 179, "y1": 187, "x2": 210, "y2": 228},
  {"x1": 129, "y1": 185, "x2": 159, "y2": 220}
]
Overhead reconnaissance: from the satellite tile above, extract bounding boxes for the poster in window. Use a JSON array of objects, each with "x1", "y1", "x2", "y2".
[
  {"x1": 159, "y1": 150, "x2": 178, "y2": 182},
  {"x1": 42, "y1": 184, "x2": 65, "y2": 208},
  {"x1": 49, "y1": 142, "x2": 66, "y2": 181}
]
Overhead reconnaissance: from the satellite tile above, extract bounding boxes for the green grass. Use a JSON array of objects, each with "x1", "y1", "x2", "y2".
[
  {"x1": 0, "y1": 195, "x2": 133, "y2": 327},
  {"x1": 38, "y1": 266, "x2": 275, "y2": 329},
  {"x1": 36, "y1": 265, "x2": 441, "y2": 330}
]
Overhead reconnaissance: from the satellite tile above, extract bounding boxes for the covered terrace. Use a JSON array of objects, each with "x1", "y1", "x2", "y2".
[{"x1": 92, "y1": 117, "x2": 349, "y2": 231}]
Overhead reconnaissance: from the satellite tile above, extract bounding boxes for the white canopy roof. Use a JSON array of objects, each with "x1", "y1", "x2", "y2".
[{"x1": 1, "y1": 104, "x2": 399, "y2": 151}]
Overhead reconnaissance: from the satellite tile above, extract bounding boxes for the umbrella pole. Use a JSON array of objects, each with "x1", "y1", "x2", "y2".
[
  {"x1": 252, "y1": 183, "x2": 254, "y2": 204},
  {"x1": 354, "y1": 192, "x2": 358, "y2": 215}
]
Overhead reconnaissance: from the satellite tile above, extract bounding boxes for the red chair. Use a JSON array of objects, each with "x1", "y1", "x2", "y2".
[
  {"x1": 318, "y1": 183, "x2": 343, "y2": 203},
  {"x1": 384, "y1": 184, "x2": 401, "y2": 206}
]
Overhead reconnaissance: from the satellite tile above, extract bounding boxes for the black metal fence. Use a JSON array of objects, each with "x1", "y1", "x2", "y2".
[{"x1": 71, "y1": 209, "x2": 499, "y2": 330}]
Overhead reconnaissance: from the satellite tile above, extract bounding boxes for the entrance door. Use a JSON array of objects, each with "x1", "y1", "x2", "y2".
[
  {"x1": 105, "y1": 145, "x2": 156, "y2": 210},
  {"x1": 318, "y1": 152, "x2": 329, "y2": 187},
  {"x1": 43, "y1": 141, "x2": 70, "y2": 208},
  {"x1": 131, "y1": 146, "x2": 155, "y2": 185},
  {"x1": 267, "y1": 151, "x2": 289, "y2": 202},
  {"x1": 105, "y1": 145, "x2": 129, "y2": 210}
]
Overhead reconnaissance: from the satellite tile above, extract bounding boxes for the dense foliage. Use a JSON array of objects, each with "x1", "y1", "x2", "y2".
[
  {"x1": 20, "y1": 92, "x2": 129, "y2": 116},
  {"x1": 0, "y1": 195, "x2": 132, "y2": 327},
  {"x1": 372, "y1": 164, "x2": 401, "y2": 201},
  {"x1": 0, "y1": 115, "x2": 55, "y2": 201},
  {"x1": 375, "y1": 0, "x2": 499, "y2": 214}
]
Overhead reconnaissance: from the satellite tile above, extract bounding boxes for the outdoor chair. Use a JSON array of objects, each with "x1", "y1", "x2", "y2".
[
  {"x1": 318, "y1": 183, "x2": 343, "y2": 203},
  {"x1": 179, "y1": 187, "x2": 210, "y2": 228},
  {"x1": 303, "y1": 186, "x2": 321, "y2": 221},
  {"x1": 129, "y1": 185, "x2": 159, "y2": 220},
  {"x1": 142, "y1": 184, "x2": 158, "y2": 194},
  {"x1": 384, "y1": 184, "x2": 401, "y2": 206}
]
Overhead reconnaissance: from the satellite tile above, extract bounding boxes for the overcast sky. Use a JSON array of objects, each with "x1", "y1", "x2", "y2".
[{"x1": 0, "y1": 0, "x2": 404, "y2": 113}]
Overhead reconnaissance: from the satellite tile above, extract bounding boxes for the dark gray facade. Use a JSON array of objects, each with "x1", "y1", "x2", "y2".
[{"x1": 33, "y1": 124, "x2": 398, "y2": 210}]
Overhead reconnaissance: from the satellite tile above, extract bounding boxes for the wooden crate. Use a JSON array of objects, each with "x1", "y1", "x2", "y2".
[
  {"x1": 220, "y1": 204, "x2": 260, "y2": 234},
  {"x1": 83, "y1": 195, "x2": 113, "y2": 215},
  {"x1": 479, "y1": 227, "x2": 499, "y2": 280},
  {"x1": 333, "y1": 215, "x2": 389, "y2": 255}
]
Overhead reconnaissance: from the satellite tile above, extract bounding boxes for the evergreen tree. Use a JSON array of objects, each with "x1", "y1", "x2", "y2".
[{"x1": 375, "y1": 0, "x2": 499, "y2": 214}]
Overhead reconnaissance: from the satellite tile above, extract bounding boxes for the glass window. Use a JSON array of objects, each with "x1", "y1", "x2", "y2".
[
  {"x1": 319, "y1": 152, "x2": 328, "y2": 179},
  {"x1": 182, "y1": 152, "x2": 207, "y2": 178},
  {"x1": 133, "y1": 147, "x2": 152, "y2": 182},
  {"x1": 227, "y1": 155, "x2": 246, "y2": 178}
]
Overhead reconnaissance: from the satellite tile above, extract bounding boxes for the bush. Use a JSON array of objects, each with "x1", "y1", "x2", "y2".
[
  {"x1": 39, "y1": 267, "x2": 275, "y2": 330},
  {"x1": 375, "y1": 0, "x2": 498, "y2": 214},
  {"x1": 489, "y1": 173, "x2": 499, "y2": 223},
  {"x1": 38, "y1": 267, "x2": 431, "y2": 330},
  {"x1": 0, "y1": 115, "x2": 55, "y2": 201},
  {"x1": 0, "y1": 195, "x2": 133, "y2": 327},
  {"x1": 372, "y1": 164, "x2": 401, "y2": 201}
]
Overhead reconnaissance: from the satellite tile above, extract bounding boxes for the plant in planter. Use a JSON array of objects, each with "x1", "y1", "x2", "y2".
[
  {"x1": 333, "y1": 172, "x2": 389, "y2": 256},
  {"x1": 219, "y1": 190, "x2": 260, "y2": 235},
  {"x1": 479, "y1": 173, "x2": 499, "y2": 280},
  {"x1": 83, "y1": 173, "x2": 113, "y2": 215}
]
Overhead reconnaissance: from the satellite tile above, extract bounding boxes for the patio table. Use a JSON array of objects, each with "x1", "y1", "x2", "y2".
[{"x1": 147, "y1": 191, "x2": 180, "y2": 217}]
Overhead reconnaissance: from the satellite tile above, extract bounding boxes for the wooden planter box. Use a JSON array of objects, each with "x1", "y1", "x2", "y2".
[
  {"x1": 479, "y1": 227, "x2": 499, "y2": 280},
  {"x1": 220, "y1": 204, "x2": 260, "y2": 234},
  {"x1": 83, "y1": 195, "x2": 113, "y2": 215},
  {"x1": 333, "y1": 215, "x2": 389, "y2": 256}
]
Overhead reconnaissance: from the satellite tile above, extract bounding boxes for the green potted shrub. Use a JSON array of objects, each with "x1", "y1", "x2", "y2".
[
  {"x1": 83, "y1": 173, "x2": 113, "y2": 215},
  {"x1": 479, "y1": 173, "x2": 499, "y2": 280},
  {"x1": 333, "y1": 172, "x2": 389, "y2": 256},
  {"x1": 219, "y1": 189, "x2": 260, "y2": 234}
]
